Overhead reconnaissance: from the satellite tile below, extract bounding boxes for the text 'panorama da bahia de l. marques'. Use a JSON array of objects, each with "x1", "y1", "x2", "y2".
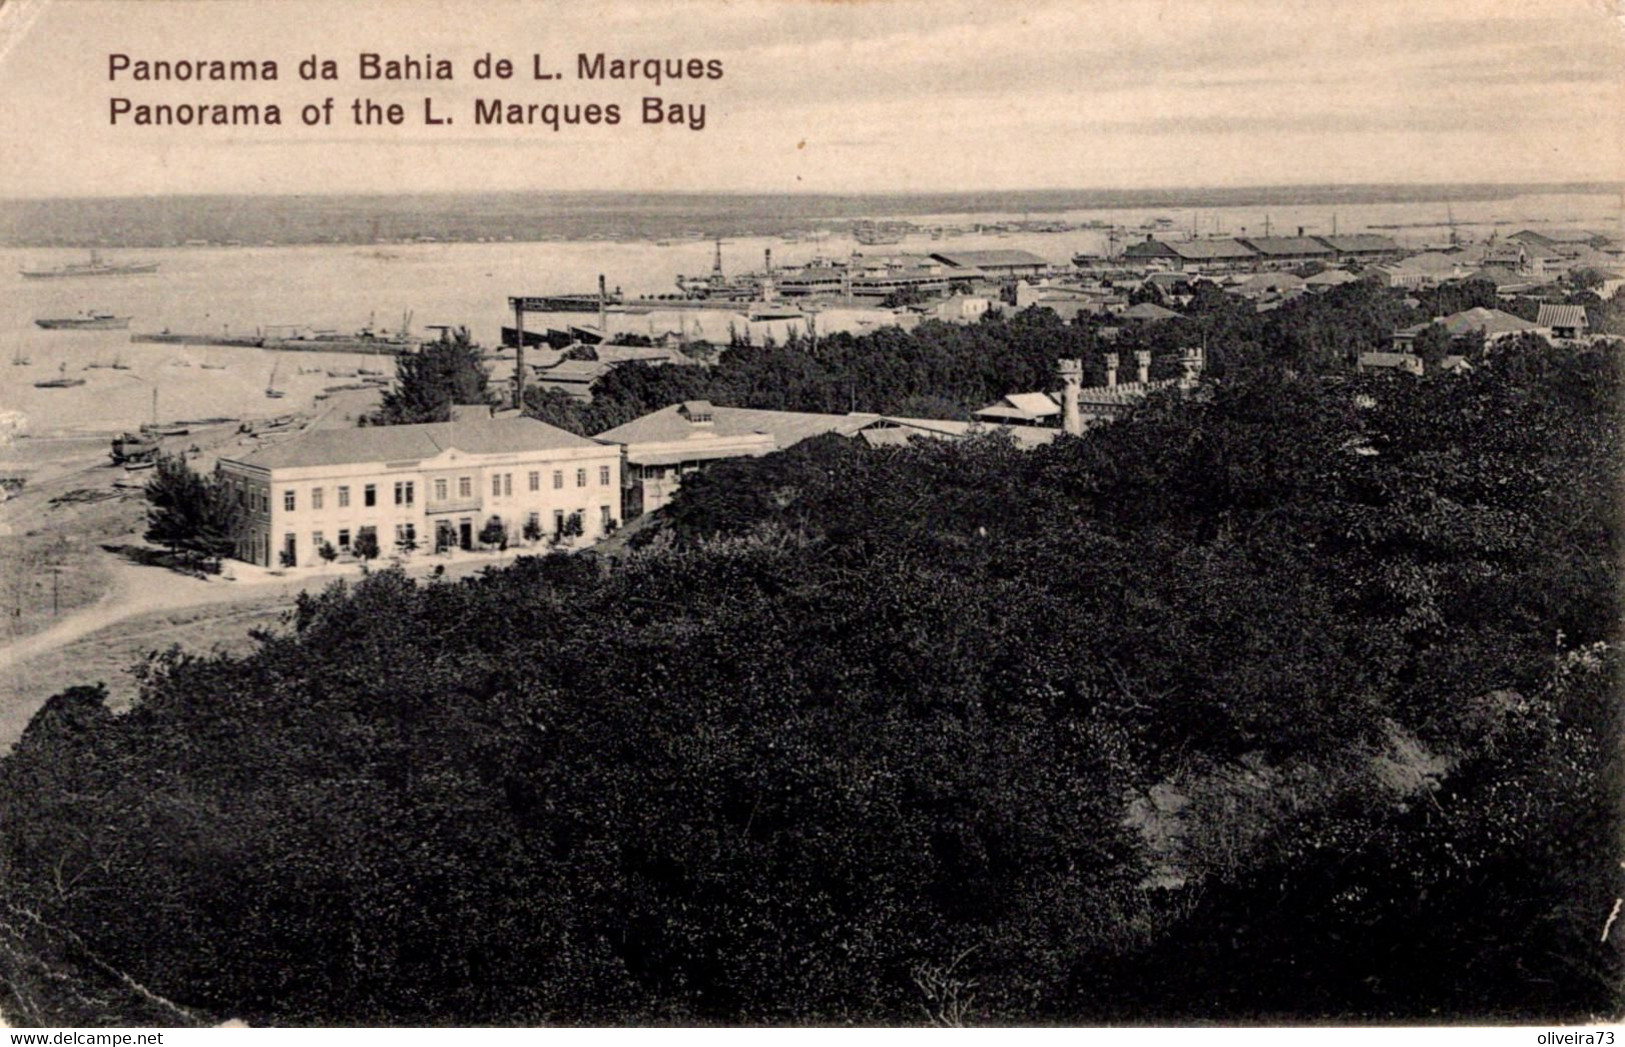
[{"x1": 105, "y1": 52, "x2": 721, "y2": 130}]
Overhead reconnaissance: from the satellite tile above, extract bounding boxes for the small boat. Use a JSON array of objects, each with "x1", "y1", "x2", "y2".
[
  {"x1": 266, "y1": 360, "x2": 286, "y2": 399},
  {"x1": 35, "y1": 363, "x2": 86, "y2": 388},
  {"x1": 200, "y1": 363, "x2": 228, "y2": 370},
  {"x1": 20, "y1": 251, "x2": 158, "y2": 279},
  {"x1": 9, "y1": 345, "x2": 29, "y2": 366},
  {"x1": 123, "y1": 459, "x2": 157, "y2": 472},
  {"x1": 35, "y1": 310, "x2": 132, "y2": 330}
]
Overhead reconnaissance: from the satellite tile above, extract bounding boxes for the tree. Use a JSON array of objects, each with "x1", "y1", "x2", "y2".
[
  {"x1": 367, "y1": 327, "x2": 493, "y2": 425},
  {"x1": 318, "y1": 541, "x2": 338, "y2": 569},
  {"x1": 144, "y1": 453, "x2": 245, "y2": 572},
  {"x1": 478, "y1": 517, "x2": 508, "y2": 550},
  {"x1": 1409, "y1": 321, "x2": 1453, "y2": 370},
  {"x1": 522, "y1": 517, "x2": 543, "y2": 544},
  {"x1": 560, "y1": 512, "x2": 583, "y2": 541},
  {"x1": 352, "y1": 530, "x2": 381, "y2": 562},
  {"x1": 397, "y1": 533, "x2": 418, "y2": 557}
]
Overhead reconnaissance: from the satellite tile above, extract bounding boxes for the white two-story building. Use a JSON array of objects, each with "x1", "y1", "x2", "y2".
[{"x1": 216, "y1": 407, "x2": 621, "y2": 567}]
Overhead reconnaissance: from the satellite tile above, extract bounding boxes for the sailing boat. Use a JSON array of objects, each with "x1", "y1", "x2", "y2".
[
  {"x1": 266, "y1": 360, "x2": 286, "y2": 398},
  {"x1": 10, "y1": 343, "x2": 29, "y2": 366},
  {"x1": 141, "y1": 387, "x2": 189, "y2": 437}
]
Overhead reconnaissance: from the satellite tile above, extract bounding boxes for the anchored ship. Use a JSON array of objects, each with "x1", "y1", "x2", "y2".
[
  {"x1": 35, "y1": 310, "x2": 132, "y2": 331},
  {"x1": 34, "y1": 363, "x2": 86, "y2": 388},
  {"x1": 851, "y1": 220, "x2": 911, "y2": 246},
  {"x1": 20, "y1": 251, "x2": 159, "y2": 279}
]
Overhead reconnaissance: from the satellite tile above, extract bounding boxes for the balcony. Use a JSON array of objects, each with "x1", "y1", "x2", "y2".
[{"x1": 424, "y1": 495, "x2": 483, "y2": 515}]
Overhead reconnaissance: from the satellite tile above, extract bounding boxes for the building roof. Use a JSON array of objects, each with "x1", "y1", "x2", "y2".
[
  {"x1": 928, "y1": 249, "x2": 1050, "y2": 269},
  {"x1": 1232, "y1": 272, "x2": 1307, "y2": 293},
  {"x1": 595, "y1": 404, "x2": 877, "y2": 449},
  {"x1": 225, "y1": 415, "x2": 602, "y2": 471},
  {"x1": 534, "y1": 359, "x2": 614, "y2": 384},
  {"x1": 1511, "y1": 228, "x2": 1610, "y2": 246},
  {"x1": 1536, "y1": 303, "x2": 1588, "y2": 329},
  {"x1": 975, "y1": 392, "x2": 1061, "y2": 423},
  {"x1": 858, "y1": 417, "x2": 1060, "y2": 449},
  {"x1": 1122, "y1": 237, "x2": 1258, "y2": 261},
  {"x1": 1436, "y1": 307, "x2": 1547, "y2": 337},
  {"x1": 1120, "y1": 301, "x2": 1182, "y2": 320},
  {"x1": 1463, "y1": 267, "x2": 1554, "y2": 293},
  {"x1": 1394, "y1": 251, "x2": 1477, "y2": 275},
  {"x1": 1238, "y1": 236, "x2": 1333, "y2": 257},
  {"x1": 1314, "y1": 234, "x2": 1401, "y2": 254},
  {"x1": 1359, "y1": 352, "x2": 1423, "y2": 372},
  {"x1": 1305, "y1": 268, "x2": 1360, "y2": 286}
]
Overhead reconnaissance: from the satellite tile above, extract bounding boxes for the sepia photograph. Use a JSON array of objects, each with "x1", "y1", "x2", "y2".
[{"x1": 0, "y1": 0, "x2": 1621, "y2": 1031}]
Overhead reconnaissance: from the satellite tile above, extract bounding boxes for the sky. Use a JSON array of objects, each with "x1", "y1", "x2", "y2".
[{"x1": 0, "y1": 0, "x2": 1620, "y2": 197}]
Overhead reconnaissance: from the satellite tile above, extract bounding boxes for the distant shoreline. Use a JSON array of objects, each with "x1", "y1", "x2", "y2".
[{"x1": 1, "y1": 182, "x2": 1619, "y2": 249}]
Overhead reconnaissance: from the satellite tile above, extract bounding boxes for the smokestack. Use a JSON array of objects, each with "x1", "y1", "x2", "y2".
[
  {"x1": 512, "y1": 299, "x2": 526, "y2": 410},
  {"x1": 598, "y1": 274, "x2": 608, "y2": 338},
  {"x1": 1135, "y1": 349, "x2": 1151, "y2": 385},
  {"x1": 1058, "y1": 358, "x2": 1083, "y2": 436},
  {"x1": 1104, "y1": 352, "x2": 1119, "y2": 389}
]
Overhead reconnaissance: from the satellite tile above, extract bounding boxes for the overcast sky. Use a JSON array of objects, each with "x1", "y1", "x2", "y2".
[{"x1": 0, "y1": 0, "x2": 1620, "y2": 197}]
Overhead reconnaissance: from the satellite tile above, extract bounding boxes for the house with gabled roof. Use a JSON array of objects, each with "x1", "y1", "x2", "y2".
[{"x1": 1535, "y1": 303, "x2": 1588, "y2": 340}]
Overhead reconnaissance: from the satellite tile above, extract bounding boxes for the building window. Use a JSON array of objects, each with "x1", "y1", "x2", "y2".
[
  {"x1": 458, "y1": 476, "x2": 472, "y2": 498},
  {"x1": 364, "y1": 484, "x2": 377, "y2": 507},
  {"x1": 599, "y1": 465, "x2": 611, "y2": 486},
  {"x1": 395, "y1": 481, "x2": 414, "y2": 506},
  {"x1": 576, "y1": 468, "x2": 587, "y2": 488},
  {"x1": 283, "y1": 490, "x2": 296, "y2": 512},
  {"x1": 553, "y1": 509, "x2": 564, "y2": 534},
  {"x1": 338, "y1": 486, "x2": 351, "y2": 508},
  {"x1": 395, "y1": 523, "x2": 417, "y2": 547},
  {"x1": 338, "y1": 528, "x2": 351, "y2": 549},
  {"x1": 553, "y1": 470, "x2": 563, "y2": 489},
  {"x1": 601, "y1": 505, "x2": 613, "y2": 530},
  {"x1": 528, "y1": 471, "x2": 540, "y2": 492},
  {"x1": 492, "y1": 474, "x2": 502, "y2": 497},
  {"x1": 527, "y1": 511, "x2": 540, "y2": 534},
  {"x1": 504, "y1": 473, "x2": 513, "y2": 497},
  {"x1": 311, "y1": 487, "x2": 324, "y2": 510},
  {"x1": 312, "y1": 531, "x2": 323, "y2": 550},
  {"x1": 434, "y1": 478, "x2": 447, "y2": 501}
]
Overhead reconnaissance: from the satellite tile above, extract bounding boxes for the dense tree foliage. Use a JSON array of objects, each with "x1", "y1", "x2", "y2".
[
  {"x1": 4, "y1": 342, "x2": 1618, "y2": 1025},
  {"x1": 367, "y1": 328, "x2": 495, "y2": 426},
  {"x1": 143, "y1": 453, "x2": 246, "y2": 571}
]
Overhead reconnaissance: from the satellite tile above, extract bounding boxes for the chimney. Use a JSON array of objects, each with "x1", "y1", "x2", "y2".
[
  {"x1": 598, "y1": 274, "x2": 608, "y2": 337},
  {"x1": 1103, "y1": 352, "x2": 1119, "y2": 389},
  {"x1": 1057, "y1": 358, "x2": 1084, "y2": 436},
  {"x1": 512, "y1": 299, "x2": 526, "y2": 409},
  {"x1": 1297, "y1": 226, "x2": 1305, "y2": 237},
  {"x1": 1135, "y1": 350, "x2": 1151, "y2": 385}
]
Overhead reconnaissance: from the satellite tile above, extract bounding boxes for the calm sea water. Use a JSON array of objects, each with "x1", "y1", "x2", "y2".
[{"x1": 2, "y1": 190, "x2": 1618, "y2": 435}]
